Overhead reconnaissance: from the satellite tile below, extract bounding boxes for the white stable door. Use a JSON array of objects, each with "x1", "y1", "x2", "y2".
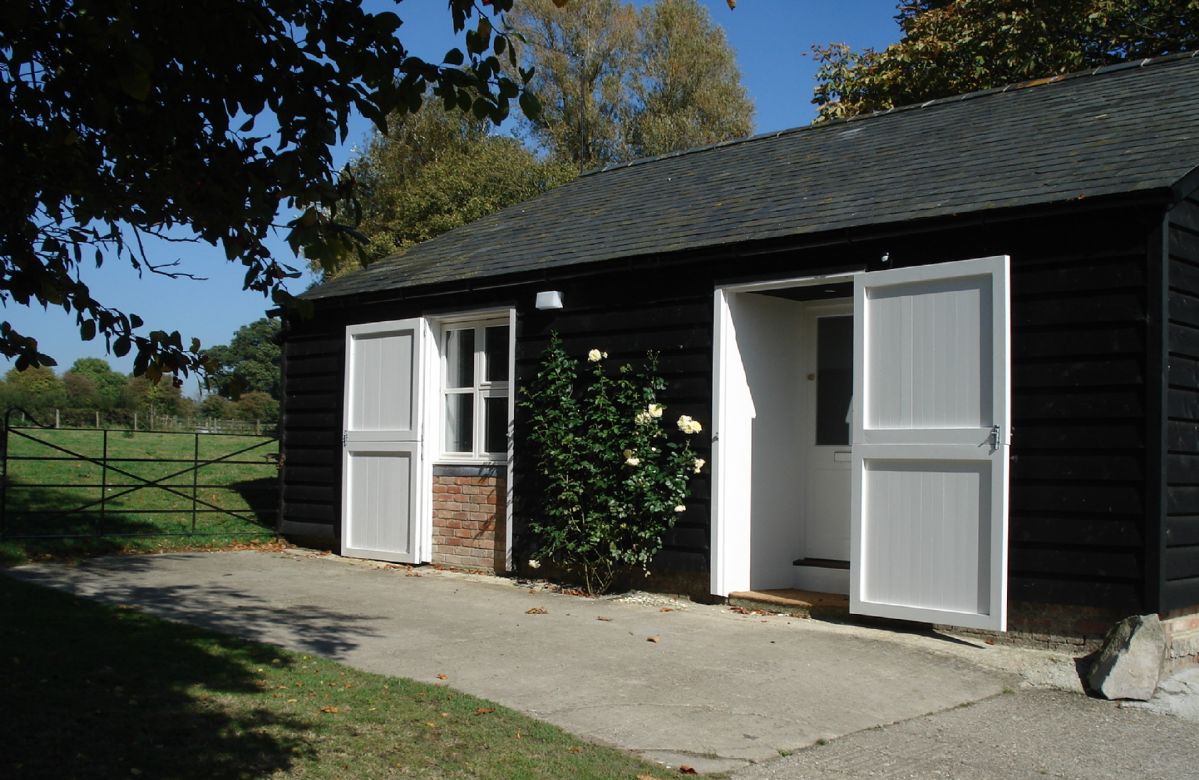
[
  {"x1": 851, "y1": 256, "x2": 1010, "y2": 631},
  {"x1": 342, "y1": 319, "x2": 426, "y2": 563}
]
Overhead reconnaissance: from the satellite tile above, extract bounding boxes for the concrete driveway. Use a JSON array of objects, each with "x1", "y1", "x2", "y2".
[{"x1": 8, "y1": 550, "x2": 1024, "y2": 773}]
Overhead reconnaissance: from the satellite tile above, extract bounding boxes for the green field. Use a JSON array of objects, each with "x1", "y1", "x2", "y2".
[{"x1": 1, "y1": 427, "x2": 278, "y2": 561}]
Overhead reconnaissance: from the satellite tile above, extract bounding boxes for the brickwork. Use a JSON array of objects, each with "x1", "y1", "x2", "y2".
[
  {"x1": 431, "y1": 467, "x2": 506, "y2": 572},
  {"x1": 945, "y1": 601, "x2": 1128, "y2": 652}
]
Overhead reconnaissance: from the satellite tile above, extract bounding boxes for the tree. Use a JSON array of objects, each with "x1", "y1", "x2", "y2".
[
  {"x1": 198, "y1": 394, "x2": 235, "y2": 420},
  {"x1": 509, "y1": 0, "x2": 753, "y2": 167},
  {"x1": 234, "y1": 391, "x2": 280, "y2": 427},
  {"x1": 1, "y1": 0, "x2": 534, "y2": 378},
  {"x1": 0, "y1": 366, "x2": 66, "y2": 418},
  {"x1": 321, "y1": 102, "x2": 577, "y2": 276},
  {"x1": 206, "y1": 318, "x2": 283, "y2": 400},
  {"x1": 64, "y1": 358, "x2": 129, "y2": 410},
  {"x1": 629, "y1": 0, "x2": 755, "y2": 157},
  {"x1": 125, "y1": 375, "x2": 188, "y2": 418},
  {"x1": 510, "y1": 0, "x2": 639, "y2": 167},
  {"x1": 811, "y1": 0, "x2": 1199, "y2": 120}
]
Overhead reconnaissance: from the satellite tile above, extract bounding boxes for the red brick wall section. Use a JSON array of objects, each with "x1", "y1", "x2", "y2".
[{"x1": 432, "y1": 472, "x2": 506, "y2": 572}]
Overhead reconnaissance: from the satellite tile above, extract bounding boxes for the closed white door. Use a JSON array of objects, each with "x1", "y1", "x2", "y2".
[
  {"x1": 801, "y1": 303, "x2": 853, "y2": 565},
  {"x1": 342, "y1": 319, "x2": 425, "y2": 563},
  {"x1": 851, "y1": 256, "x2": 1010, "y2": 631}
]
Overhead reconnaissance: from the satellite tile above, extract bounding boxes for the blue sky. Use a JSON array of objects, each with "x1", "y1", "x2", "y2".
[{"x1": 4, "y1": 1, "x2": 902, "y2": 388}]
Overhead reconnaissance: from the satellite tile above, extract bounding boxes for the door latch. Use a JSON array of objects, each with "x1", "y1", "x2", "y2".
[{"x1": 989, "y1": 425, "x2": 1001, "y2": 452}]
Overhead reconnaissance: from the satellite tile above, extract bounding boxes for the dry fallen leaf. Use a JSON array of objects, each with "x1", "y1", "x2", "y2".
[
  {"x1": 526, "y1": 607, "x2": 548, "y2": 615},
  {"x1": 568, "y1": 746, "x2": 582, "y2": 753},
  {"x1": 646, "y1": 635, "x2": 660, "y2": 643},
  {"x1": 436, "y1": 674, "x2": 448, "y2": 680},
  {"x1": 679, "y1": 766, "x2": 698, "y2": 775},
  {"x1": 637, "y1": 775, "x2": 658, "y2": 780},
  {"x1": 596, "y1": 616, "x2": 613, "y2": 622},
  {"x1": 319, "y1": 706, "x2": 339, "y2": 714},
  {"x1": 474, "y1": 707, "x2": 495, "y2": 715}
]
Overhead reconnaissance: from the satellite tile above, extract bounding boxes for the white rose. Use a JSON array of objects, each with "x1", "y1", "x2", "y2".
[
  {"x1": 693, "y1": 458, "x2": 705, "y2": 474},
  {"x1": 674, "y1": 504, "x2": 687, "y2": 513},
  {"x1": 587, "y1": 348, "x2": 603, "y2": 362},
  {"x1": 528, "y1": 559, "x2": 541, "y2": 569},
  {"x1": 676, "y1": 415, "x2": 703, "y2": 435},
  {"x1": 648, "y1": 403, "x2": 664, "y2": 418},
  {"x1": 635, "y1": 410, "x2": 651, "y2": 425},
  {"x1": 625, "y1": 456, "x2": 641, "y2": 466}
]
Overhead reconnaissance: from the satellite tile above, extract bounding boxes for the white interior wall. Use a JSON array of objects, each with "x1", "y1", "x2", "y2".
[{"x1": 728, "y1": 292, "x2": 805, "y2": 590}]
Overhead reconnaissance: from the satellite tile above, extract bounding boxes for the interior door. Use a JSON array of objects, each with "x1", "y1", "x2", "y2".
[
  {"x1": 801, "y1": 303, "x2": 853, "y2": 565},
  {"x1": 850, "y1": 256, "x2": 1010, "y2": 631},
  {"x1": 342, "y1": 319, "x2": 425, "y2": 563}
]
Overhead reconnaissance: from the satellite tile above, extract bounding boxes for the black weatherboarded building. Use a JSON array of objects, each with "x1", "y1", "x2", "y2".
[{"x1": 280, "y1": 52, "x2": 1199, "y2": 645}]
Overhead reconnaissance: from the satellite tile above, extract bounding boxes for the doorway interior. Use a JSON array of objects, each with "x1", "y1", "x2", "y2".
[{"x1": 711, "y1": 278, "x2": 855, "y2": 596}]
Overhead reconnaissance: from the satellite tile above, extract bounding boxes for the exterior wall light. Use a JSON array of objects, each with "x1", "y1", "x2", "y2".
[{"x1": 535, "y1": 290, "x2": 564, "y2": 310}]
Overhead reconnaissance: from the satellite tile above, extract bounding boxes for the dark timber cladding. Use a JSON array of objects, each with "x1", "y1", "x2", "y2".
[
  {"x1": 283, "y1": 52, "x2": 1199, "y2": 616},
  {"x1": 1166, "y1": 190, "x2": 1199, "y2": 613}
]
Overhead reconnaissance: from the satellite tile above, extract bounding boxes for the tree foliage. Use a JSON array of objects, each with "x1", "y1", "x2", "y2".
[
  {"x1": 65, "y1": 357, "x2": 128, "y2": 410},
  {"x1": 205, "y1": 318, "x2": 282, "y2": 401},
  {"x1": 1, "y1": 0, "x2": 533, "y2": 378},
  {"x1": 510, "y1": 0, "x2": 753, "y2": 167},
  {"x1": 321, "y1": 102, "x2": 577, "y2": 276},
  {"x1": 812, "y1": 0, "x2": 1199, "y2": 120}
]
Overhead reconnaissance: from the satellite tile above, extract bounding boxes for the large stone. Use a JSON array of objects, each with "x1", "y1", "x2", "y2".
[{"x1": 1087, "y1": 614, "x2": 1166, "y2": 701}]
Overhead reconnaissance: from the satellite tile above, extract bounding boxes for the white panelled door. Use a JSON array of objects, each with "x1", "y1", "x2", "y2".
[
  {"x1": 851, "y1": 256, "x2": 1011, "y2": 631},
  {"x1": 342, "y1": 319, "x2": 426, "y2": 563}
]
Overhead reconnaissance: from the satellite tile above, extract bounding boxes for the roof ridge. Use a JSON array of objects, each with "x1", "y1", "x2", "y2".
[{"x1": 582, "y1": 49, "x2": 1199, "y2": 178}]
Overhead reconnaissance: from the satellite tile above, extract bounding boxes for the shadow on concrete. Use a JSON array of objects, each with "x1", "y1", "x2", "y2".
[
  {"x1": 8, "y1": 556, "x2": 384, "y2": 660},
  {"x1": 0, "y1": 574, "x2": 316, "y2": 779}
]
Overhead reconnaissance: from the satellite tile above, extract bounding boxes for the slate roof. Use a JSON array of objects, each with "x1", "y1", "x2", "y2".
[{"x1": 308, "y1": 51, "x2": 1199, "y2": 301}]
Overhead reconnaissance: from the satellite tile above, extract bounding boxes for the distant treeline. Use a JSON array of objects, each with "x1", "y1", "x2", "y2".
[{"x1": 0, "y1": 358, "x2": 278, "y2": 428}]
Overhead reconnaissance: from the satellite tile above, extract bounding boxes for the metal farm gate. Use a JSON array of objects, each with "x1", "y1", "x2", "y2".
[{"x1": 0, "y1": 409, "x2": 279, "y2": 541}]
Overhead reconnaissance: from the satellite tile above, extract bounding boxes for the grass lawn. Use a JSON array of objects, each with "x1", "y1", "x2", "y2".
[
  {"x1": 0, "y1": 575, "x2": 672, "y2": 779},
  {"x1": 1, "y1": 427, "x2": 278, "y2": 563}
]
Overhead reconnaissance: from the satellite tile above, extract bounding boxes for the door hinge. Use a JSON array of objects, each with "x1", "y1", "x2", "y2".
[{"x1": 342, "y1": 431, "x2": 347, "y2": 448}]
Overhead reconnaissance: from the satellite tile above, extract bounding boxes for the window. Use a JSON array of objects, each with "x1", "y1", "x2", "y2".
[{"x1": 441, "y1": 319, "x2": 510, "y2": 459}]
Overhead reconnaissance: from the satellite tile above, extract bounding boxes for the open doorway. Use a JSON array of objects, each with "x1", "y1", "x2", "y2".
[
  {"x1": 711, "y1": 257, "x2": 1012, "y2": 632},
  {"x1": 710, "y1": 279, "x2": 854, "y2": 596}
]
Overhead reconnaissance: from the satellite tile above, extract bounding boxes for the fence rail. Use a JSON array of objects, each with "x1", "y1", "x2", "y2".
[
  {"x1": 0, "y1": 407, "x2": 279, "y2": 541},
  {"x1": 6, "y1": 408, "x2": 277, "y2": 436}
]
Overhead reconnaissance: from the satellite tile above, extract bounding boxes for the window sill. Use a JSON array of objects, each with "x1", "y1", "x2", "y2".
[{"x1": 435, "y1": 456, "x2": 506, "y2": 467}]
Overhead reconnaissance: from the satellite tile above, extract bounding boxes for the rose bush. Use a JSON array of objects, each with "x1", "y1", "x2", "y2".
[{"x1": 520, "y1": 334, "x2": 704, "y2": 595}]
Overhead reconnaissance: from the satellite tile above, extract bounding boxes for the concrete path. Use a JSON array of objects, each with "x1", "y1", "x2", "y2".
[
  {"x1": 733, "y1": 688, "x2": 1199, "y2": 779},
  {"x1": 8, "y1": 550, "x2": 1017, "y2": 773}
]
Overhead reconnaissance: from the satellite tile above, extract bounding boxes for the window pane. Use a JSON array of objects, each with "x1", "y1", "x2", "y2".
[
  {"x1": 484, "y1": 396, "x2": 508, "y2": 453},
  {"x1": 446, "y1": 329, "x2": 475, "y2": 388},
  {"x1": 445, "y1": 393, "x2": 474, "y2": 453},
  {"x1": 815, "y1": 316, "x2": 853, "y2": 446},
  {"x1": 485, "y1": 326, "x2": 510, "y2": 382}
]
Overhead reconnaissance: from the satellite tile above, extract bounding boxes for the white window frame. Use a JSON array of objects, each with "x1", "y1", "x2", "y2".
[{"x1": 437, "y1": 315, "x2": 512, "y2": 463}]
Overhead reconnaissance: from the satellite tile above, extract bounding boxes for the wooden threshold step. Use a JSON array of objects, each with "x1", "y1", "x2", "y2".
[{"x1": 727, "y1": 589, "x2": 849, "y2": 619}]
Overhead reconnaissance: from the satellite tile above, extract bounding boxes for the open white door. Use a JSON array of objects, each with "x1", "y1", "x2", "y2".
[
  {"x1": 851, "y1": 256, "x2": 1010, "y2": 631},
  {"x1": 342, "y1": 319, "x2": 426, "y2": 563}
]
